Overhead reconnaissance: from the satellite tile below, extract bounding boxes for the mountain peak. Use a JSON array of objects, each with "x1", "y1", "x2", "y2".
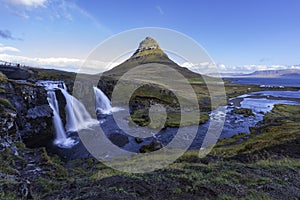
[
  {"x1": 103, "y1": 37, "x2": 201, "y2": 79},
  {"x1": 131, "y1": 37, "x2": 167, "y2": 59},
  {"x1": 137, "y1": 37, "x2": 160, "y2": 51}
]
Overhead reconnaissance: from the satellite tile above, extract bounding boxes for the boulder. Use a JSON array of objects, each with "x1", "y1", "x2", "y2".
[
  {"x1": 108, "y1": 132, "x2": 130, "y2": 148},
  {"x1": 139, "y1": 141, "x2": 163, "y2": 153}
]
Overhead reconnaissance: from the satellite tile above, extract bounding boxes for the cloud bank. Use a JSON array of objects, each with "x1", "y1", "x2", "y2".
[
  {"x1": 0, "y1": 54, "x2": 121, "y2": 74},
  {"x1": 4, "y1": 0, "x2": 46, "y2": 7},
  {"x1": 181, "y1": 62, "x2": 300, "y2": 75},
  {"x1": 0, "y1": 44, "x2": 20, "y2": 53}
]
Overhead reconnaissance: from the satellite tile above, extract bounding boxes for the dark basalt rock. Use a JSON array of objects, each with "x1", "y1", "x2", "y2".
[
  {"x1": 55, "y1": 89, "x2": 67, "y2": 126},
  {"x1": 108, "y1": 132, "x2": 130, "y2": 148},
  {"x1": 5, "y1": 81, "x2": 54, "y2": 148},
  {"x1": 26, "y1": 105, "x2": 52, "y2": 119},
  {"x1": 135, "y1": 137, "x2": 143, "y2": 144}
]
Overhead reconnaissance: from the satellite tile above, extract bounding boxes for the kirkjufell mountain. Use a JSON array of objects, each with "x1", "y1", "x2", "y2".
[{"x1": 103, "y1": 37, "x2": 202, "y2": 79}]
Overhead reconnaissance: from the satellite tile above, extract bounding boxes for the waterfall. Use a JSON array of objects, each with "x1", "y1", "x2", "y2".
[
  {"x1": 38, "y1": 81, "x2": 97, "y2": 148},
  {"x1": 93, "y1": 86, "x2": 112, "y2": 115},
  {"x1": 47, "y1": 90, "x2": 77, "y2": 148},
  {"x1": 60, "y1": 89, "x2": 96, "y2": 132}
]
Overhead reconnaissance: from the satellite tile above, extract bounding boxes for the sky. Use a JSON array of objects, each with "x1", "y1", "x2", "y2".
[{"x1": 0, "y1": 0, "x2": 300, "y2": 74}]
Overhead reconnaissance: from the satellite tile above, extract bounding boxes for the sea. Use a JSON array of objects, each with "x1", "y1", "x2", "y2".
[{"x1": 225, "y1": 77, "x2": 300, "y2": 87}]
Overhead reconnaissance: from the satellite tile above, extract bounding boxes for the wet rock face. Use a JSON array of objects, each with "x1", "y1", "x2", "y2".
[
  {"x1": 97, "y1": 78, "x2": 117, "y2": 99},
  {"x1": 0, "y1": 109, "x2": 17, "y2": 153},
  {"x1": 5, "y1": 81, "x2": 54, "y2": 148},
  {"x1": 0, "y1": 109, "x2": 16, "y2": 135},
  {"x1": 26, "y1": 105, "x2": 52, "y2": 119},
  {"x1": 55, "y1": 89, "x2": 67, "y2": 126}
]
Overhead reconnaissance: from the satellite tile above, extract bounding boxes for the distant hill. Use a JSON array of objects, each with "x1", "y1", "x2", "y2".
[
  {"x1": 208, "y1": 72, "x2": 245, "y2": 77},
  {"x1": 246, "y1": 69, "x2": 300, "y2": 77},
  {"x1": 219, "y1": 69, "x2": 300, "y2": 78}
]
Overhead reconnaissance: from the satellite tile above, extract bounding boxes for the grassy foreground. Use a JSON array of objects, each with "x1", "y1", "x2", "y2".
[{"x1": 0, "y1": 104, "x2": 299, "y2": 199}]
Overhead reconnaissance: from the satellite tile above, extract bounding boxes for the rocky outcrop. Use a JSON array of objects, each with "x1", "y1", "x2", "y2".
[
  {"x1": 1, "y1": 80, "x2": 54, "y2": 148},
  {"x1": 55, "y1": 89, "x2": 67, "y2": 126},
  {"x1": 97, "y1": 77, "x2": 117, "y2": 99},
  {"x1": 131, "y1": 37, "x2": 168, "y2": 59}
]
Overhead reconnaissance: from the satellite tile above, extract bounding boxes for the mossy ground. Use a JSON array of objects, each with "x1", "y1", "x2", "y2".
[
  {"x1": 1, "y1": 104, "x2": 299, "y2": 199},
  {"x1": 128, "y1": 109, "x2": 209, "y2": 128},
  {"x1": 211, "y1": 104, "x2": 300, "y2": 158},
  {"x1": 0, "y1": 97, "x2": 15, "y2": 111},
  {"x1": 0, "y1": 72, "x2": 8, "y2": 83},
  {"x1": 230, "y1": 107, "x2": 255, "y2": 117}
]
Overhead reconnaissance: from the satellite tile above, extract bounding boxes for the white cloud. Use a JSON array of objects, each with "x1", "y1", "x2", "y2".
[
  {"x1": 179, "y1": 61, "x2": 300, "y2": 75},
  {"x1": 218, "y1": 64, "x2": 226, "y2": 70},
  {"x1": 181, "y1": 61, "x2": 220, "y2": 74},
  {"x1": 0, "y1": 44, "x2": 20, "y2": 53},
  {"x1": 5, "y1": 0, "x2": 47, "y2": 7},
  {"x1": 0, "y1": 53, "x2": 121, "y2": 74},
  {"x1": 291, "y1": 65, "x2": 300, "y2": 69},
  {"x1": 181, "y1": 62, "x2": 196, "y2": 68},
  {"x1": 227, "y1": 64, "x2": 293, "y2": 72}
]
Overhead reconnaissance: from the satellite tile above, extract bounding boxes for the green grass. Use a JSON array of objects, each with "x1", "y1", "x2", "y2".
[
  {"x1": 211, "y1": 104, "x2": 300, "y2": 157},
  {"x1": 0, "y1": 72, "x2": 8, "y2": 83},
  {"x1": 128, "y1": 109, "x2": 209, "y2": 128},
  {"x1": 0, "y1": 98, "x2": 15, "y2": 111},
  {"x1": 188, "y1": 77, "x2": 204, "y2": 82},
  {"x1": 0, "y1": 86, "x2": 5, "y2": 93},
  {"x1": 250, "y1": 157, "x2": 300, "y2": 172}
]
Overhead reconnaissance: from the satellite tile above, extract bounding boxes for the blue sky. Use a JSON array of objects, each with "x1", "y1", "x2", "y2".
[{"x1": 0, "y1": 0, "x2": 300, "y2": 73}]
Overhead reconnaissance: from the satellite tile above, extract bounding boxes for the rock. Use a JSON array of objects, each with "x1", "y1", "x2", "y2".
[
  {"x1": 135, "y1": 137, "x2": 143, "y2": 144},
  {"x1": 26, "y1": 105, "x2": 52, "y2": 119},
  {"x1": 20, "y1": 180, "x2": 33, "y2": 200},
  {"x1": 0, "y1": 108, "x2": 16, "y2": 135},
  {"x1": 139, "y1": 141, "x2": 163, "y2": 153},
  {"x1": 230, "y1": 107, "x2": 255, "y2": 117},
  {"x1": 11, "y1": 145, "x2": 19, "y2": 156},
  {"x1": 108, "y1": 133, "x2": 130, "y2": 148},
  {"x1": 55, "y1": 89, "x2": 67, "y2": 126},
  {"x1": 7, "y1": 81, "x2": 54, "y2": 148},
  {"x1": 131, "y1": 37, "x2": 166, "y2": 59}
]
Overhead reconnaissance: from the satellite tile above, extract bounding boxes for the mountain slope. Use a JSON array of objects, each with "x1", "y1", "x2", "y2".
[{"x1": 103, "y1": 37, "x2": 201, "y2": 79}]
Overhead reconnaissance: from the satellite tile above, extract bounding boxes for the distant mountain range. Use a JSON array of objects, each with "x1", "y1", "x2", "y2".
[{"x1": 218, "y1": 69, "x2": 300, "y2": 78}]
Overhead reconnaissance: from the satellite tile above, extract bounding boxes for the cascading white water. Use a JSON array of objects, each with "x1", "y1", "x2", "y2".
[
  {"x1": 44, "y1": 83, "x2": 78, "y2": 148},
  {"x1": 60, "y1": 89, "x2": 97, "y2": 132},
  {"x1": 93, "y1": 86, "x2": 113, "y2": 115},
  {"x1": 38, "y1": 81, "x2": 97, "y2": 148},
  {"x1": 47, "y1": 91, "x2": 67, "y2": 143}
]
